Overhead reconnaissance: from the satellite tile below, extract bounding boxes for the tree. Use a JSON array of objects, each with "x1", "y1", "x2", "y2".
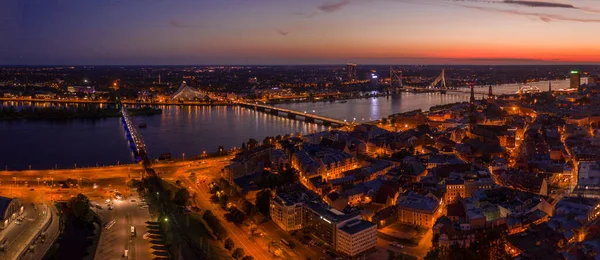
[
  {"x1": 248, "y1": 138, "x2": 259, "y2": 149},
  {"x1": 127, "y1": 179, "x2": 142, "y2": 189},
  {"x1": 281, "y1": 165, "x2": 297, "y2": 183},
  {"x1": 241, "y1": 256, "x2": 254, "y2": 260},
  {"x1": 273, "y1": 248, "x2": 283, "y2": 257},
  {"x1": 224, "y1": 238, "x2": 234, "y2": 251},
  {"x1": 209, "y1": 184, "x2": 220, "y2": 194},
  {"x1": 424, "y1": 248, "x2": 442, "y2": 260},
  {"x1": 232, "y1": 248, "x2": 245, "y2": 259},
  {"x1": 173, "y1": 188, "x2": 191, "y2": 206},
  {"x1": 250, "y1": 224, "x2": 258, "y2": 235},
  {"x1": 219, "y1": 193, "x2": 229, "y2": 207},
  {"x1": 263, "y1": 136, "x2": 273, "y2": 146},
  {"x1": 252, "y1": 212, "x2": 267, "y2": 224},
  {"x1": 189, "y1": 172, "x2": 196, "y2": 183},
  {"x1": 214, "y1": 228, "x2": 228, "y2": 241},
  {"x1": 255, "y1": 190, "x2": 272, "y2": 217},
  {"x1": 203, "y1": 210, "x2": 228, "y2": 240},
  {"x1": 388, "y1": 250, "x2": 397, "y2": 260},
  {"x1": 175, "y1": 180, "x2": 182, "y2": 186},
  {"x1": 68, "y1": 193, "x2": 91, "y2": 220}
]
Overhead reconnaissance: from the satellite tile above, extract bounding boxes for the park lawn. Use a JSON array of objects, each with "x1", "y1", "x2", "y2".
[
  {"x1": 377, "y1": 232, "x2": 419, "y2": 246},
  {"x1": 379, "y1": 222, "x2": 427, "y2": 246},
  {"x1": 387, "y1": 222, "x2": 428, "y2": 235},
  {"x1": 174, "y1": 212, "x2": 232, "y2": 260}
]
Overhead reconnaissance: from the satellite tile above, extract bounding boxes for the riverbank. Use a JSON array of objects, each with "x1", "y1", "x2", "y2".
[
  {"x1": 0, "y1": 106, "x2": 162, "y2": 121},
  {"x1": 0, "y1": 97, "x2": 232, "y2": 106}
]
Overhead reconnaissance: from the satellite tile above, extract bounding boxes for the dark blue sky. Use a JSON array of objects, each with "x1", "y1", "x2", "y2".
[{"x1": 1, "y1": 0, "x2": 599, "y2": 65}]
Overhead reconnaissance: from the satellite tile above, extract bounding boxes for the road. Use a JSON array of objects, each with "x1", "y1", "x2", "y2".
[
  {"x1": 21, "y1": 205, "x2": 61, "y2": 260},
  {"x1": 0, "y1": 156, "x2": 231, "y2": 188},
  {"x1": 260, "y1": 221, "x2": 321, "y2": 259},
  {"x1": 94, "y1": 194, "x2": 155, "y2": 260},
  {"x1": 184, "y1": 176, "x2": 274, "y2": 260},
  {"x1": 171, "y1": 158, "x2": 323, "y2": 260},
  {"x1": 0, "y1": 203, "x2": 47, "y2": 260}
]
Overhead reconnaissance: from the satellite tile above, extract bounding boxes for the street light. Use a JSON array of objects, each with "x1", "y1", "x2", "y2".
[
  {"x1": 37, "y1": 177, "x2": 40, "y2": 186},
  {"x1": 182, "y1": 153, "x2": 185, "y2": 161}
]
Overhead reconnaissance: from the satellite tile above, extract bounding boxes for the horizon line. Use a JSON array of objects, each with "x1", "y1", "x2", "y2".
[{"x1": 1, "y1": 63, "x2": 599, "y2": 67}]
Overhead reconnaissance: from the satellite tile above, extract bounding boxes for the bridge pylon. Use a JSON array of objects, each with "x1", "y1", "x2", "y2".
[
  {"x1": 390, "y1": 67, "x2": 403, "y2": 90},
  {"x1": 430, "y1": 69, "x2": 447, "y2": 89}
]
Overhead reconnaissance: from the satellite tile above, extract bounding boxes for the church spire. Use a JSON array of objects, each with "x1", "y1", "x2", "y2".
[
  {"x1": 549, "y1": 81, "x2": 552, "y2": 92},
  {"x1": 488, "y1": 85, "x2": 493, "y2": 100},
  {"x1": 469, "y1": 84, "x2": 477, "y2": 131},
  {"x1": 470, "y1": 85, "x2": 475, "y2": 104}
]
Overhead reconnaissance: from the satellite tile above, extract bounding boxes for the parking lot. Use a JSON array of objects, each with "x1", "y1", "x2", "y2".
[{"x1": 94, "y1": 192, "x2": 160, "y2": 260}]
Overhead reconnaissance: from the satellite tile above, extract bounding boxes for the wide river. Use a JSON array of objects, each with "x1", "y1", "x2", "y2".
[{"x1": 0, "y1": 80, "x2": 568, "y2": 170}]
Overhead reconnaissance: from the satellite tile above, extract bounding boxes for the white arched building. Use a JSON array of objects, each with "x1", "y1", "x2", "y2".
[
  {"x1": 171, "y1": 81, "x2": 208, "y2": 101},
  {"x1": 0, "y1": 196, "x2": 23, "y2": 229}
]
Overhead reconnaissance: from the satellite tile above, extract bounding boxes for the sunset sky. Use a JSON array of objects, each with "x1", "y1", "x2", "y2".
[{"x1": 1, "y1": 0, "x2": 599, "y2": 65}]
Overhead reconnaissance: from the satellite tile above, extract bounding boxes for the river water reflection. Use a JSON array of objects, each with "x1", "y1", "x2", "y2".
[{"x1": 0, "y1": 79, "x2": 568, "y2": 170}]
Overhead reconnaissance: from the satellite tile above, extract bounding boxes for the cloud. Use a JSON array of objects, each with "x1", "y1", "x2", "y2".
[
  {"x1": 448, "y1": 0, "x2": 594, "y2": 10},
  {"x1": 290, "y1": 0, "x2": 351, "y2": 18},
  {"x1": 168, "y1": 19, "x2": 202, "y2": 28},
  {"x1": 317, "y1": 0, "x2": 352, "y2": 13},
  {"x1": 539, "y1": 16, "x2": 553, "y2": 22},
  {"x1": 579, "y1": 6, "x2": 600, "y2": 14},
  {"x1": 448, "y1": 0, "x2": 575, "y2": 9},
  {"x1": 502, "y1": 0, "x2": 574, "y2": 8},
  {"x1": 276, "y1": 29, "x2": 290, "y2": 36},
  {"x1": 397, "y1": 0, "x2": 600, "y2": 23},
  {"x1": 457, "y1": 4, "x2": 600, "y2": 23},
  {"x1": 292, "y1": 12, "x2": 319, "y2": 18}
]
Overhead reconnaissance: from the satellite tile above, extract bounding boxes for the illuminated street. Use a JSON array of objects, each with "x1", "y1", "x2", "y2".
[
  {"x1": 0, "y1": 203, "x2": 49, "y2": 260},
  {"x1": 94, "y1": 194, "x2": 155, "y2": 260}
]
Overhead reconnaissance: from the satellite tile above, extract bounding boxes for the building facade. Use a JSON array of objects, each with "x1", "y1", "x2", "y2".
[
  {"x1": 445, "y1": 179, "x2": 466, "y2": 203},
  {"x1": 0, "y1": 197, "x2": 23, "y2": 229},
  {"x1": 336, "y1": 220, "x2": 377, "y2": 257},
  {"x1": 397, "y1": 193, "x2": 441, "y2": 228},
  {"x1": 346, "y1": 63, "x2": 357, "y2": 82},
  {"x1": 570, "y1": 70, "x2": 580, "y2": 89},
  {"x1": 270, "y1": 192, "x2": 378, "y2": 256},
  {"x1": 270, "y1": 194, "x2": 304, "y2": 232}
]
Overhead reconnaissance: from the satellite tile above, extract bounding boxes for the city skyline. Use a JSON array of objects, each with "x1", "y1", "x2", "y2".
[{"x1": 2, "y1": 0, "x2": 600, "y2": 65}]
